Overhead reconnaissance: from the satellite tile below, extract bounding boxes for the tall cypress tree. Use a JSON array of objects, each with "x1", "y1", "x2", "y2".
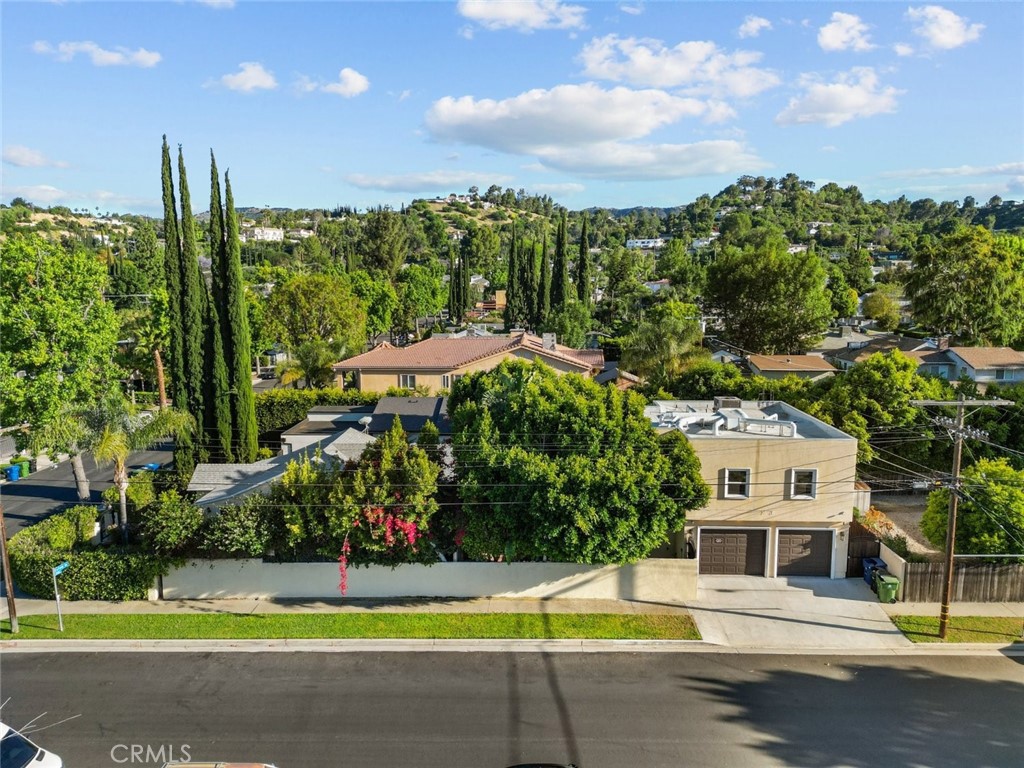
[
  {"x1": 202, "y1": 156, "x2": 233, "y2": 461},
  {"x1": 460, "y1": 246, "x2": 470, "y2": 319},
  {"x1": 551, "y1": 212, "x2": 571, "y2": 311},
  {"x1": 225, "y1": 173, "x2": 259, "y2": 462},
  {"x1": 160, "y1": 137, "x2": 185, "y2": 407},
  {"x1": 447, "y1": 244, "x2": 458, "y2": 323},
  {"x1": 575, "y1": 213, "x2": 592, "y2": 307},
  {"x1": 523, "y1": 239, "x2": 538, "y2": 330},
  {"x1": 504, "y1": 221, "x2": 521, "y2": 330},
  {"x1": 176, "y1": 147, "x2": 206, "y2": 426},
  {"x1": 537, "y1": 233, "x2": 551, "y2": 327}
]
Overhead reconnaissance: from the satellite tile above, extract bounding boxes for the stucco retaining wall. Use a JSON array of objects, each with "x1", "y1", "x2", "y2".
[{"x1": 163, "y1": 558, "x2": 697, "y2": 602}]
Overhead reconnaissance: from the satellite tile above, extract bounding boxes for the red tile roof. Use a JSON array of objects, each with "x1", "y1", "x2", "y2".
[{"x1": 333, "y1": 333, "x2": 603, "y2": 373}]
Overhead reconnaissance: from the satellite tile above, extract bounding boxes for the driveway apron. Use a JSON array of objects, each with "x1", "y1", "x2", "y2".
[{"x1": 685, "y1": 575, "x2": 912, "y2": 650}]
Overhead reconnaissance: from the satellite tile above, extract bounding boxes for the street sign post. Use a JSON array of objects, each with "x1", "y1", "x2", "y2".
[{"x1": 52, "y1": 561, "x2": 70, "y2": 632}]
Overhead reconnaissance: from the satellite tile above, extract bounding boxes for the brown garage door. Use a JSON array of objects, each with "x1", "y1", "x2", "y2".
[
  {"x1": 777, "y1": 530, "x2": 833, "y2": 576},
  {"x1": 699, "y1": 529, "x2": 766, "y2": 575}
]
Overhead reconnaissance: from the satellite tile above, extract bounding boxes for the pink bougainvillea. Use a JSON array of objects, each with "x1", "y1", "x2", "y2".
[{"x1": 338, "y1": 536, "x2": 352, "y2": 596}]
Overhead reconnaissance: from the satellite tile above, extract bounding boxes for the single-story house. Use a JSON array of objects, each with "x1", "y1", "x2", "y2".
[
  {"x1": 646, "y1": 397, "x2": 857, "y2": 579},
  {"x1": 333, "y1": 332, "x2": 604, "y2": 394},
  {"x1": 746, "y1": 354, "x2": 836, "y2": 382},
  {"x1": 188, "y1": 430, "x2": 376, "y2": 510},
  {"x1": 945, "y1": 346, "x2": 1024, "y2": 385},
  {"x1": 825, "y1": 335, "x2": 936, "y2": 371},
  {"x1": 281, "y1": 396, "x2": 452, "y2": 454}
]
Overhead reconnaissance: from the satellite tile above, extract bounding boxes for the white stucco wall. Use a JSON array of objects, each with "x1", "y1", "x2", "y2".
[{"x1": 163, "y1": 558, "x2": 698, "y2": 602}]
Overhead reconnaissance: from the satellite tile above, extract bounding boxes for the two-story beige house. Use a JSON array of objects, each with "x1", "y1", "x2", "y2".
[
  {"x1": 647, "y1": 397, "x2": 858, "y2": 579},
  {"x1": 333, "y1": 332, "x2": 604, "y2": 393}
]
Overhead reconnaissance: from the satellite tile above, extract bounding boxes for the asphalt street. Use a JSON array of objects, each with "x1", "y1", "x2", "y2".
[
  {"x1": 2, "y1": 651, "x2": 1022, "y2": 768},
  {"x1": 0, "y1": 445, "x2": 174, "y2": 537}
]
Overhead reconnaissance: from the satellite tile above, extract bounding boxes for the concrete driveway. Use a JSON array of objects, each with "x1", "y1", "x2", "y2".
[{"x1": 686, "y1": 575, "x2": 912, "y2": 650}]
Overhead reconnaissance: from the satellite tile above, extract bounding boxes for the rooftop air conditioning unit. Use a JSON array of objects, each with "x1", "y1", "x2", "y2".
[{"x1": 713, "y1": 395, "x2": 742, "y2": 411}]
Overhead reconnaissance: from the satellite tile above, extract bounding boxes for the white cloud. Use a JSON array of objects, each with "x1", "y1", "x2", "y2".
[
  {"x1": 425, "y1": 83, "x2": 765, "y2": 180},
  {"x1": 294, "y1": 75, "x2": 318, "y2": 94},
  {"x1": 776, "y1": 67, "x2": 901, "y2": 127},
  {"x1": 893, "y1": 43, "x2": 915, "y2": 57},
  {"x1": 2, "y1": 184, "x2": 68, "y2": 205},
  {"x1": 618, "y1": 2, "x2": 644, "y2": 16},
  {"x1": 532, "y1": 182, "x2": 586, "y2": 195},
  {"x1": 426, "y1": 83, "x2": 709, "y2": 152},
  {"x1": 817, "y1": 12, "x2": 874, "y2": 52},
  {"x1": 458, "y1": 25, "x2": 475, "y2": 40},
  {"x1": 344, "y1": 170, "x2": 512, "y2": 192},
  {"x1": 32, "y1": 40, "x2": 161, "y2": 67},
  {"x1": 532, "y1": 140, "x2": 767, "y2": 180},
  {"x1": 397, "y1": 89, "x2": 412, "y2": 102},
  {"x1": 197, "y1": 0, "x2": 235, "y2": 8},
  {"x1": 579, "y1": 34, "x2": 780, "y2": 98},
  {"x1": 322, "y1": 68, "x2": 370, "y2": 97},
  {"x1": 820, "y1": 145, "x2": 838, "y2": 153},
  {"x1": 738, "y1": 15, "x2": 772, "y2": 39},
  {"x1": 218, "y1": 62, "x2": 277, "y2": 92},
  {"x1": 3, "y1": 145, "x2": 68, "y2": 168},
  {"x1": 906, "y1": 5, "x2": 983, "y2": 50},
  {"x1": 881, "y1": 162, "x2": 1024, "y2": 179},
  {"x1": 457, "y1": 0, "x2": 586, "y2": 32}
]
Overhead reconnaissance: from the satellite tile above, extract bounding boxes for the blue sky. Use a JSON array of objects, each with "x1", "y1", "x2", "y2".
[{"x1": 3, "y1": 1, "x2": 1022, "y2": 215}]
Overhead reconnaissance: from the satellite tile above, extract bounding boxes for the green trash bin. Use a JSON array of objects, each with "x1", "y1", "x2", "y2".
[{"x1": 876, "y1": 573, "x2": 899, "y2": 603}]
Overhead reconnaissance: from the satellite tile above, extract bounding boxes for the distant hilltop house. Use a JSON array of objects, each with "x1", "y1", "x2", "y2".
[
  {"x1": 240, "y1": 226, "x2": 284, "y2": 243},
  {"x1": 286, "y1": 228, "x2": 315, "y2": 240},
  {"x1": 689, "y1": 233, "x2": 719, "y2": 251},
  {"x1": 626, "y1": 237, "x2": 669, "y2": 250},
  {"x1": 332, "y1": 332, "x2": 604, "y2": 394}
]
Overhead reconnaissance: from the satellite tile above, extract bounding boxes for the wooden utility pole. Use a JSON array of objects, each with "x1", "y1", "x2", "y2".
[
  {"x1": 912, "y1": 396, "x2": 1012, "y2": 639},
  {"x1": 0, "y1": 504, "x2": 18, "y2": 633}
]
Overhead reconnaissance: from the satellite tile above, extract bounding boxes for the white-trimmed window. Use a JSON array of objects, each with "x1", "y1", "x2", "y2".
[
  {"x1": 399, "y1": 373, "x2": 416, "y2": 389},
  {"x1": 442, "y1": 374, "x2": 451, "y2": 388},
  {"x1": 724, "y1": 468, "x2": 750, "y2": 498},
  {"x1": 791, "y1": 468, "x2": 817, "y2": 499}
]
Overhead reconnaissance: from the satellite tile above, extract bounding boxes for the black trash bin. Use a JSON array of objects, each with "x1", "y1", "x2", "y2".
[{"x1": 862, "y1": 557, "x2": 887, "y2": 587}]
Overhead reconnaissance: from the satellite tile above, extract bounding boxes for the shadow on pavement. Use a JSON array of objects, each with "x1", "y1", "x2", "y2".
[{"x1": 688, "y1": 661, "x2": 1024, "y2": 768}]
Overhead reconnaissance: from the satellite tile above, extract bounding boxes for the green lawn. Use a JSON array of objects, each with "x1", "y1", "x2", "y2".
[
  {"x1": 1, "y1": 612, "x2": 700, "y2": 641},
  {"x1": 892, "y1": 615, "x2": 1024, "y2": 644}
]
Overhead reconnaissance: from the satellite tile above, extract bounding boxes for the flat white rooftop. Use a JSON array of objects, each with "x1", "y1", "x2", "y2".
[{"x1": 645, "y1": 400, "x2": 854, "y2": 441}]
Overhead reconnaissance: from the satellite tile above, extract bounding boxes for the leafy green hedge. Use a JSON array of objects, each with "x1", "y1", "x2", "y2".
[
  {"x1": 254, "y1": 388, "x2": 380, "y2": 436},
  {"x1": 8, "y1": 505, "x2": 165, "y2": 600}
]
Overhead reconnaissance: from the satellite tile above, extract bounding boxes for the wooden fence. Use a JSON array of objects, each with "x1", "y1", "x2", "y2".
[
  {"x1": 901, "y1": 562, "x2": 1024, "y2": 603},
  {"x1": 846, "y1": 520, "x2": 881, "y2": 577}
]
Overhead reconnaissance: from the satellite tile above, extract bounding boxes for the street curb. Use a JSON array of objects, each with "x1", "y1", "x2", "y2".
[{"x1": 2, "y1": 638, "x2": 1021, "y2": 655}]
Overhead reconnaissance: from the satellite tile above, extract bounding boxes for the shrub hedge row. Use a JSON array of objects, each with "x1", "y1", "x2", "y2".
[
  {"x1": 8, "y1": 505, "x2": 166, "y2": 600},
  {"x1": 254, "y1": 388, "x2": 380, "y2": 437}
]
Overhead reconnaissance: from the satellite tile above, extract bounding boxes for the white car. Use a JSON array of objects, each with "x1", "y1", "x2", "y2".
[{"x1": 0, "y1": 722, "x2": 63, "y2": 768}]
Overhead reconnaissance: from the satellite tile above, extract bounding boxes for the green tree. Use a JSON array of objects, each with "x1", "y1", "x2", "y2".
[
  {"x1": 621, "y1": 301, "x2": 705, "y2": 389},
  {"x1": 536, "y1": 234, "x2": 551, "y2": 327},
  {"x1": 905, "y1": 226, "x2": 1024, "y2": 344},
  {"x1": 826, "y1": 265, "x2": 859, "y2": 320},
  {"x1": 160, "y1": 136, "x2": 185, "y2": 407},
  {"x1": 705, "y1": 237, "x2": 832, "y2": 353},
  {"x1": 541, "y1": 301, "x2": 590, "y2": 349},
  {"x1": 349, "y1": 269, "x2": 398, "y2": 341},
  {"x1": 1, "y1": 234, "x2": 120, "y2": 470},
  {"x1": 656, "y1": 239, "x2": 705, "y2": 302},
  {"x1": 921, "y1": 458, "x2": 1024, "y2": 556},
  {"x1": 575, "y1": 213, "x2": 592, "y2": 306},
  {"x1": 277, "y1": 339, "x2": 347, "y2": 389},
  {"x1": 550, "y1": 212, "x2": 571, "y2": 311},
  {"x1": 504, "y1": 220, "x2": 529, "y2": 330},
  {"x1": 176, "y1": 147, "x2": 207, "y2": 421},
  {"x1": 360, "y1": 207, "x2": 408, "y2": 278},
  {"x1": 265, "y1": 273, "x2": 367, "y2": 354},
  {"x1": 90, "y1": 394, "x2": 194, "y2": 541},
  {"x1": 450, "y1": 360, "x2": 709, "y2": 564},
  {"x1": 224, "y1": 174, "x2": 259, "y2": 462},
  {"x1": 862, "y1": 285, "x2": 902, "y2": 331},
  {"x1": 204, "y1": 154, "x2": 233, "y2": 461}
]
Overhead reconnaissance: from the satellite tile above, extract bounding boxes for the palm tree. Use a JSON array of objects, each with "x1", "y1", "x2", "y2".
[
  {"x1": 129, "y1": 298, "x2": 171, "y2": 409},
  {"x1": 29, "y1": 405, "x2": 97, "y2": 501},
  {"x1": 277, "y1": 339, "x2": 347, "y2": 389},
  {"x1": 92, "y1": 398, "x2": 193, "y2": 542}
]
